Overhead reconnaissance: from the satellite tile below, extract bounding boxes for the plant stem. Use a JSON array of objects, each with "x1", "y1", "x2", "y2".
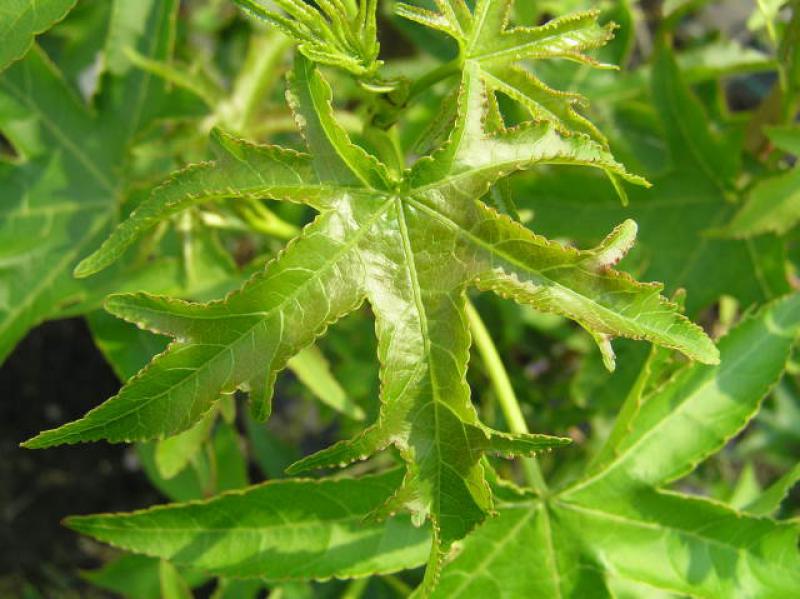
[
  {"x1": 407, "y1": 57, "x2": 462, "y2": 102},
  {"x1": 217, "y1": 32, "x2": 293, "y2": 133},
  {"x1": 341, "y1": 576, "x2": 370, "y2": 599},
  {"x1": 382, "y1": 574, "x2": 412, "y2": 597},
  {"x1": 466, "y1": 300, "x2": 548, "y2": 492}
]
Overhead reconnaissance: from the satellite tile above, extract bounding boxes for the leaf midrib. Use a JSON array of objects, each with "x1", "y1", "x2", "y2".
[{"x1": 404, "y1": 194, "x2": 700, "y2": 358}]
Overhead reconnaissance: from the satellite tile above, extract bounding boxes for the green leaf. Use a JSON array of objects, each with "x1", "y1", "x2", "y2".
[
  {"x1": 81, "y1": 554, "x2": 209, "y2": 599},
  {"x1": 287, "y1": 345, "x2": 366, "y2": 420},
  {"x1": 765, "y1": 125, "x2": 800, "y2": 154},
  {"x1": 397, "y1": 1, "x2": 614, "y2": 141},
  {"x1": 212, "y1": 419, "x2": 250, "y2": 493},
  {"x1": 0, "y1": 0, "x2": 77, "y2": 72},
  {"x1": 67, "y1": 470, "x2": 431, "y2": 580},
  {"x1": 519, "y1": 41, "x2": 790, "y2": 315},
  {"x1": 211, "y1": 579, "x2": 266, "y2": 599},
  {"x1": 651, "y1": 42, "x2": 739, "y2": 198},
  {"x1": 721, "y1": 167, "x2": 800, "y2": 237},
  {"x1": 720, "y1": 122, "x2": 800, "y2": 239},
  {"x1": 0, "y1": 0, "x2": 187, "y2": 364},
  {"x1": 744, "y1": 462, "x2": 800, "y2": 516},
  {"x1": 155, "y1": 407, "x2": 218, "y2": 480},
  {"x1": 38, "y1": 54, "x2": 716, "y2": 584},
  {"x1": 434, "y1": 293, "x2": 800, "y2": 597},
  {"x1": 74, "y1": 129, "x2": 332, "y2": 279},
  {"x1": 25, "y1": 205, "x2": 370, "y2": 446},
  {"x1": 573, "y1": 293, "x2": 800, "y2": 492}
]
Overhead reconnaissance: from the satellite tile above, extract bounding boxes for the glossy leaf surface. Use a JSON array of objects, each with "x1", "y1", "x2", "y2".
[{"x1": 30, "y1": 47, "x2": 721, "y2": 585}]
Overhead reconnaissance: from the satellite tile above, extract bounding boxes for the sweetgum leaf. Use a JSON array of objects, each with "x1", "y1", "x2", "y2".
[
  {"x1": 66, "y1": 470, "x2": 431, "y2": 580},
  {"x1": 433, "y1": 293, "x2": 800, "y2": 598},
  {"x1": 73, "y1": 129, "x2": 335, "y2": 279},
  {"x1": 70, "y1": 295, "x2": 799, "y2": 594},
  {"x1": 0, "y1": 0, "x2": 77, "y2": 72},
  {"x1": 31, "y1": 52, "x2": 717, "y2": 582},
  {"x1": 396, "y1": 0, "x2": 613, "y2": 140}
]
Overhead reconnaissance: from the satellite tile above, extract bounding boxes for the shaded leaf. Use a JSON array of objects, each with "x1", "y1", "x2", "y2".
[{"x1": 0, "y1": 0, "x2": 187, "y2": 363}]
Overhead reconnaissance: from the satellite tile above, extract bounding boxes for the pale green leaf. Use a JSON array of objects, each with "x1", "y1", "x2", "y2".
[
  {"x1": 233, "y1": 0, "x2": 381, "y2": 77},
  {"x1": 721, "y1": 167, "x2": 800, "y2": 237},
  {"x1": 765, "y1": 125, "x2": 800, "y2": 154},
  {"x1": 287, "y1": 345, "x2": 365, "y2": 420},
  {"x1": 745, "y1": 462, "x2": 800, "y2": 516},
  {"x1": 155, "y1": 407, "x2": 218, "y2": 480},
  {"x1": 67, "y1": 470, "x2": 431, "y2": 580}
]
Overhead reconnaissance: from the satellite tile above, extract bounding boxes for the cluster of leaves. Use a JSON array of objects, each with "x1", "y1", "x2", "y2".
[{"x1": 2, "y1": 0, "x2": 800, "y2": 597}]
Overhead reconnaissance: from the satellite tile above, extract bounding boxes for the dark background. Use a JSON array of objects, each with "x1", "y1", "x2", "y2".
[{"x1": 0, "y1": 320, "x2": 159, "y2": 597}]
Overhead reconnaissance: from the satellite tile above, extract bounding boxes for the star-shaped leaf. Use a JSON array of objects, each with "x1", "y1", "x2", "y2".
[
  {"x1": 517, "y1": 42, "x2": 790, "y2": 315},
  {"x1": 396, "y1": 0, "x2": 614, "y2": 140},
  {"x1": 25, "y1": 54, "x2": 718, "y2": 582},
  {"x1": 431, "y1": 293, "x2": 800, "y2": 598}
]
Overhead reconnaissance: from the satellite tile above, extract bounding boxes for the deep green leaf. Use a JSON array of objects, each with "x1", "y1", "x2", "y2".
[{"x1": 0, "y1": 0, "x2": 186, "y2": 363}]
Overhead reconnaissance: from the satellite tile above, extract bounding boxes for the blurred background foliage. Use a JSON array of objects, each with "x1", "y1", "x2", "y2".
[{"x1": 2, "y1": 0, "x2": 799, "y2": 597}]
